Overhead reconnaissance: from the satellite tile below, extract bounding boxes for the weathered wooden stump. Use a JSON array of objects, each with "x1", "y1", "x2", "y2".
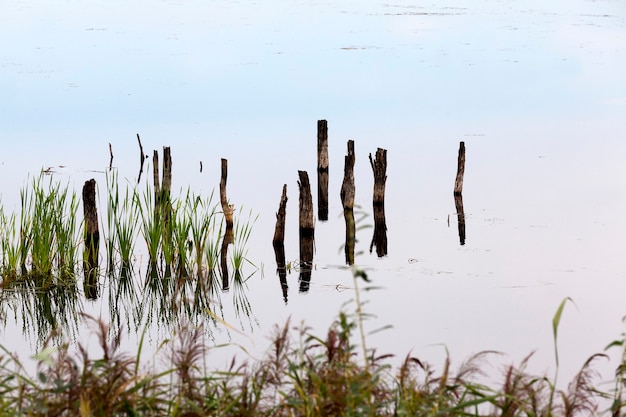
[
  {"x1": 341, "y1": 140, "x2": 356, "y2": 265},
  {"x1": 369, "y1": 148, "x2": 388, "y2": 257},
  {"x1": 454, "y1": 141, "x2": 465, "y2": 196},
  {"x1": 298, "y1": 170, "x2": 314, "y2": 292},
  {"x1": 82, "y1": 178, "x2": 99, "y2": 299},
  {"x1": 317, "y1": 120, "x2": 329, "y2": 221},
  {"x1": 273, "y1": 184, "x2": 289, "y2": 303}
]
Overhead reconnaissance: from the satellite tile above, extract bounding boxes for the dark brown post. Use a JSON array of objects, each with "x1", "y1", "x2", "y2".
[
  {"x1": 153, "y1": 149, "x2": 160, "y2": 197},
  {"x1": 162, "y1": 147, "x2": 172, "y2": 201},
  {"x1": 317, "y1": 120, "x2": 329, "y2": 221},
  {"x1": 220, "y1": 158, "x2": 235, "y2": 290},
  {"x1": 108, "y1": 143, "x2": 114, "y2": 170},
  {"x1": 298, "y1": 171, "x2": 314, "y2": 292},
  {"x1": 82, "y1": 178, "x2": 99, "y2": 299},
  {"x1": 341, "y1": 140, "x2": 356, "y2": 265},
  {"x1": 369, "y1": 148, "x2": 388, "y2": 257},
  {"x1": 161, "y1": 147, "x2": 173, "y2": 275},
  {"x1": 454, "y1": 141, "x2": 465, "y2": 196},
  {"x1": 273, "y1": 184, "x2": 289, "y2": 303},
  {"x1": 454, "y1": 194, "x2": 466, "y2": 245}
]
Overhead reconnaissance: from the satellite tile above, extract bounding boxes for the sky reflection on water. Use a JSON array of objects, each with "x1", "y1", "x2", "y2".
[{"x1": 1, "y1": 0, "x2": 626, "y2": 389}]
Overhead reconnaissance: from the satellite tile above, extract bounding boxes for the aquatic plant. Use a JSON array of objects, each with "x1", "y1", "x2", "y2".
[
  {"x1": 1, "y1": 173, "x2": 82, "y2": 287},
  {"x1": 105, "y1": 170, "x2": 138, "y2": 273}
]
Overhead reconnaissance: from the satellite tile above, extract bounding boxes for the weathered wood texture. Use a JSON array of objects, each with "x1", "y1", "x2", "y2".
[
  {"x1": 340, "y1": 140, "x2": 355, "y2": 210},
  {"x1": 455, "y1": 194, "x2": 466, "y2": 246},
  {"x1": 370, "y1": 148, "x2": 387, "y2": 206},
  {"x1": 82, "y1": 178, "x2": 99, "y2": 270},
  {"x1": 298, "y1": 170, "x2": 314, "y2": 292},
  {"x1": 341, "y1": 140, "x2": 356, "y2": 265},
  {"x1": 82, "y1": 178, "x2": 99, "y2": 299},
  {"x1": 153, "y1": 150, "x2": 160, "y2": 203},
  {"x1": 317, "y1": 119, "x2": 329, "y2": 221},
  {"x1": 273, "y1": 184, "x2": 289, "y2": 303},
  {"x1": 454, "y1": 141, "x2": 465, "y2": 196}
]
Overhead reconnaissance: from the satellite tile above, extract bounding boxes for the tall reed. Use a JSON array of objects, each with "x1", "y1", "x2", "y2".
[
  {"x1": 9, "y1": 173, "x2": 82, "y2": 287},
  {"x1": 105, "y1": 171, "x2": 138, "y2": 273}
]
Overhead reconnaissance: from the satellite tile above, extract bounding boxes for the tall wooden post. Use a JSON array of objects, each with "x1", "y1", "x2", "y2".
[
  {"x1": 341, "y1": 140, "x2": 356, "y2": 265},
  {"x1": 298, "y1": 171, "x2": 314, "y2": 292},
  {"x1": 454, "y1": 141, "x2": 465, "y2": 196},
  {"x1": 82, "y1": 178, "x2": 99, "y2": 299},
  {"x1": 317, "y1": 120, "x2": 329, "y2": 221}
]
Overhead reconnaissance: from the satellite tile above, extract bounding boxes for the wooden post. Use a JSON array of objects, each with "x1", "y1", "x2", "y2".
[
  {"x1": 82, "y1": 178, "x2": 99, "y2": 299},
  {"x1": 220, "y1": 158, "x2": 235, "y2": 290},
  {"x1": 153, "y1": 150, "x2": 160, "y2": 205},
  {"x1": 317, "y1": 120, "x2": 329, "y2": 221},
  {"x1": 369, "y1": 148, "x2": 388, "y2": 257},
  {"x1": 341, "y1": 140, "x2": 356, "y2": 265},
  {"x1": 370, "y1": 148, "x2": 387, "y2": 206},
  {"x1": 162, "y1": 147, "x2": 173, "y2": 275},
  {"x1": 273, "y1": 184, "x2": 289, "y2": 303},
  {"x1": 298, "y1": 171, "x2": 314, "y2": 292},
  {"x1": 454, "y1": 141, "x2": 465, "y2": 196},
  {"x1": 454, "y1": 194, "x2": 466, "y2": 245}
]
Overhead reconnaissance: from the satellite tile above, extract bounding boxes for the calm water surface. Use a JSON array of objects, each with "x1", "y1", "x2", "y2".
[{"x1": 1, "y1": 0, "x2": 626, "y2": 389}]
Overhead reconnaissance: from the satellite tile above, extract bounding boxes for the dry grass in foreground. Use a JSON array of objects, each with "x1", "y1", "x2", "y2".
[{"x1": 0, "y1": 299, "x2": 625, "y2": 417}]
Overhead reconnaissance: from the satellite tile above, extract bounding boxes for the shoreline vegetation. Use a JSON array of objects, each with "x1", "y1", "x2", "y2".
[{"x1": 0, "y1": 296, "x2": 624, "y2": 416}]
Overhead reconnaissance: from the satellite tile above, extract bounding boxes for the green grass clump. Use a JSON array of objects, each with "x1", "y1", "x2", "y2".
[{"x1": 0, "y1": 173, "x2": 82, "y2": 288}]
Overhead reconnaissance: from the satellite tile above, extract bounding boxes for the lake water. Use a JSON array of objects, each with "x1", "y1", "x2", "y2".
[{"x1": 1, "y1": 0, "x2": 626, "y2": 395}]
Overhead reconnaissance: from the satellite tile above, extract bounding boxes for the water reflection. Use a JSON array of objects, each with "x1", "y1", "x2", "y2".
[
  {"x1": 272, "y1": 185, "x2": 289, "y2": 303},
  {"x1": 454, "y1": 194, "x2": 466, "y2": 246},
  {"x1": 369, "y1": 148, "x2": 388, "y2": 257},
  {"x1": 297, "y1": 171, "x2": 315, "y2": 293}
]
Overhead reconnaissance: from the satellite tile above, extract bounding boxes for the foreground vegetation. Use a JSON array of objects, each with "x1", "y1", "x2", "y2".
[{"x1": 0, "y1": 293, "x2": 624, "y2": 416}]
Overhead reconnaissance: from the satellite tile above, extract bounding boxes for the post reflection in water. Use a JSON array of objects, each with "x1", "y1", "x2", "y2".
[
  {"x1": 454, "y1": 194, "x2": 466, "y2": 246},
  {"x1": 369, "y1": 148, "x2": 388, "y2": 257},
  {"x1": 272, "y1": 185, "x2": 289, "y2": 303},
  {"x1": 297, "y1": 171, "x2": 315, "y2": 293}
]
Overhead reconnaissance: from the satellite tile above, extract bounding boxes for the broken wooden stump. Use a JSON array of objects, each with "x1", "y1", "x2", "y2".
[
  {"x1": 273, "y1": 184, "x2": 289, "y2": 303},
  {"x1": 298, "y1": 170, "x2": 314, "y2": 292},
  {"x1": 454, "y1": 141, "x2": 465, "y2": 196},
  {"x1": 341, "y1": 140, "x2": 356, "y2": 265},
  {"x1": 82, "y1": 178, "x2": 99, "y2": 299},
  {"x1": 369, "y1": 148, "x2": 388, "y2": 257},
  {"x1": 220, "y1": 158, "x2": 235, "y2": 290},
  {"x1": 317, "y1": 119, "x2": 329, "y2": 221}
]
